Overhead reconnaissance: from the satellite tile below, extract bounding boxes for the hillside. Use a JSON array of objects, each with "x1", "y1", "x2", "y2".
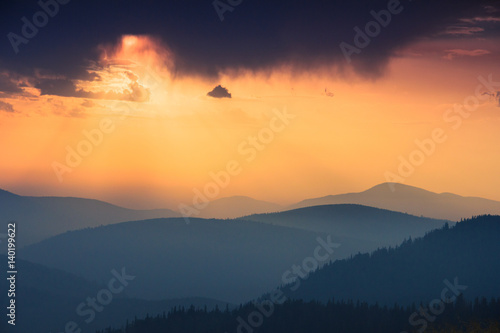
[
  {"x1": 242, "y1": 204, "x2": 452, "y2": 246},
  {"x1": 278, "y1": 215, "x2": 500, "y2": 305},
  {"x1": 0, "y1": 255, "x2": 231, "y2": 333},
  {"x1": 0, "y1": 188, "x2": 179, "y2": 247},
  {"x1": 19, "y1": 206, "x2": 450, "y2": 304},
  {"x1": 19, "y1": 217, "x2": 330, "y2": 303}
]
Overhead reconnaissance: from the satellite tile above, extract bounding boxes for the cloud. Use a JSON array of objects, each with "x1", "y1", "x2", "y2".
[
  {"x1": 443, "y1": 49, "x2": 491, "y2": 60},
  {"x1": 0, "y1": 72, "x2": 24, "y2": 94},
  {"x1": 0, "y1": 101, "x2": 15, "y2": 113},
  {"x1": 32, "y1": 35, "x2": 172, "y2": 102},
  {"x1": 482, "y1": 91, "x2": 500, "y2": 107},
  {"x1": 68, "y1": 107, "x2": 86, "y2": 118},
  {"x1": 207, "y1": 85, "x2": 232, "y2": 98},
  {"x1": 443, "y1": 12, "x2": 500, "y2": 36},
  {"x1": 0, "y1": 0, "x2": 498, "y2": 83},
  {"x1": 323, "y1": 88, "x2": 335, "y2": 97},
  {"x1": 36, "y1": 73, "x2": 151, "y2": 102},
  {"x1": 81, "y1": 100, "x2": 96, "y2": 108},
  {"x1": 442, "y1": 26, "x2": 485, "y2": 35},
  {"x1": 460, "y1": 16, "x2": 500, "y2": 23}
]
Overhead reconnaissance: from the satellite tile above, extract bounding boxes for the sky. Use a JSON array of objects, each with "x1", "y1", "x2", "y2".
[{"x1": 0, "y1": 0, "x2": 500, "y2": 209}]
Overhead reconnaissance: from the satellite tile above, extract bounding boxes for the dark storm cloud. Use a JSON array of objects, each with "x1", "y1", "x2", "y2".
[
  {"x1": 35, "y1": 76, "x2": 150, "y2": 102},
  {"x1": 0, "y1": 72, "x2": 24, "y2": 94},
  {"x1": 0, "y1": 0, "x2": 499, "y2": 87},
  {"x1": 207, "y1": 85, "x2": 232, "y2": 98}
]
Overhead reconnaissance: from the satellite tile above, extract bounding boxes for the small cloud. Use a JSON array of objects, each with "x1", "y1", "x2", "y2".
[
  {"x1": 323, "y1": 88, "x2": 334, "y2": 97},
  {"x1": 460, "y1": 16, "x2": 500, "y2": 23},
  {"x1": 443, "y1": 49, "x2": 491, "y2": 60},
  {"x1": 444, "y1": 12, "x2": 500, "y2": 36},
  {"x1": 69, "y1": 107, "x2": 86, "y2": 118},
  {"x1": 483, "y1": 5, "x2": 499, "y2": 14},
  {"x1": 442, "y1": 26, "x2": 484, "y2": 35},
  {"x1": 0, "y1": 100, "x2": 15, "y2": 113},
  {"x1": 81, "y1": 99, "x2": 96, "y2": 108},
  {"x1": 207, "y1": 85, "x2": 232, "y2": 99},
  {"x1": 482, "y1": 91, "x2": 500, "y2": 107}
]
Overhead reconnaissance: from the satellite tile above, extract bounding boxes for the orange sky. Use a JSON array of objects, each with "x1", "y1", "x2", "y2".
[{"x1": 1, "y1": 35, "x2": 500, "y2": 209}]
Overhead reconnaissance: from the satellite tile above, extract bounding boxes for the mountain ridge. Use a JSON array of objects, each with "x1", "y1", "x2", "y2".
[
  {"x1": 288, "y1": 182, "x2": 500, "y2": 220},
  {"x1": 278, "y1": 215, "x2": 500, "y2": 305}
]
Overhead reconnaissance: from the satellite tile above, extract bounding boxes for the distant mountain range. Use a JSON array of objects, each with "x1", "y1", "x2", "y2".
[
  {"x1": 19, "y1": 205, "x2": 449, "y2": 304},
  {"x1": 278, "y1": 215, "x2": 500, "y2": 305},
  {"x1": 3, "y1": 182, "x2": 500, "y2": 249},
  {"x1": 0, "y1": 189, "x2": 179, "y2": 247},
  {"x1": 180, "y1": 182, "x2": 500, "y2": 220},
  {"x1": 288, "y1": 183, "x2": 500, "y2": 221},
  {"x1": 0, "y1": 254, "x2": 231, "y2": 333}
]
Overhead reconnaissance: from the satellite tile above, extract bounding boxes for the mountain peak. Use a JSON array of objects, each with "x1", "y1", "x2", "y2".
[
  {"x1": 364, "y1": 183, "x2": 435, "y2": 195},
  {"x1": 0, "y1": 188, "x2": 19, "y2": 198}
]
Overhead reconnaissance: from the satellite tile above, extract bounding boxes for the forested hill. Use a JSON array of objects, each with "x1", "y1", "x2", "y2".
[
  {"x1": 97, "y1": 297, "x2": 500, "y2": 333},
  {"x1": 280, "y1": 215, "x2": 500, "y2": 305}
]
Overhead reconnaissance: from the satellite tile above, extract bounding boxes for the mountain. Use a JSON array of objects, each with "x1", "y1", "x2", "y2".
[
  {"x1": 288, "y1": 183, "x2": 500, "y2": 220},
  {"x1": 19, "y1": 217, "x2": 331, "y2": 304},
  {"x1": 19, "y1": 206, "x2": 449, "y2": 304},
  {"x1": 278, "y1": 215, "x2": 500, "y2": 305},
  {"x1": 241, "y1": 204, "x2": 452, "y2": 247},
  {"x1": 195, "y1": 195, "x2": 282, "y2": 218},
  {"x1": 0, "y1": 188, "x2": 179, "y2": 247},
  {"x1": 0, "y1": 254, "x2": 231, "y2": 333}
]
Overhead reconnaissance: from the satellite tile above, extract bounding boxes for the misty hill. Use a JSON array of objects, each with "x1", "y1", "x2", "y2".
[
  {"x1": 0, "y1": 188, "x2": 179, "y2": 247},
  {"x1": 0, "y1": 254, "x2": 231, "y2": 333},
  {"x1": 19, "y1": 218, "x2": 333, "y2": 304},
  {"x1": 195, "y1": 195, "x2": 282, "y2": 219},
  {"x1": 279, "y1": 215, "x2": 500, "y2": 305},
  {"x1": 19, "y1": 206, "x2": 449, "y2": 304},
  {"x1": 288, "y1": 183, "x2": 500, "y2": 220},
  {"x1": 242, "y1": 204, "x2": 451, "y2": 247}
]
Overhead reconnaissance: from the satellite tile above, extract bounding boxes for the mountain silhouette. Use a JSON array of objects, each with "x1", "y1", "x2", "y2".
[
  {"x1": 0, "y1": 255, "x2": 230, "y2": 333},
  {"x1": 19, "y1": 205, "x2": 449, "y2": 304},
  {"x1": 279, "y1": 215, "x2": 500, "y2": 305},
  {"x1": 19, "y1": 218, "x2": 327, "y2": 304},
  {"x1": 0, "y1": 188, "x2": 179, "y2": 248},
  {"x1": 242, "y1": 204, "x2": 451, "y2": 247},
  {"x1": 289, "y1": 183, "x2": 500, "y2": 220}
]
